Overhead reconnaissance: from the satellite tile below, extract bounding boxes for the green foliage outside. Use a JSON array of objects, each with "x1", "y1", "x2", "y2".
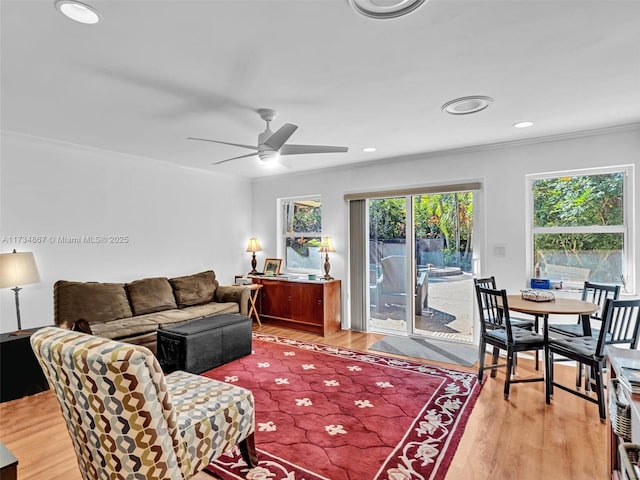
[
  {"x1": 369, "y1": 193, "x2": 474, "y2": 270},
  {"x1": 292, "y1": 208, "x2": 321, "y2": 234},
  {"x1": 533, "y1": 173, "x2": 624, "y2": 283},
  {"x1": 369, "y1": 198, "x2": 407, "y2": 239},
  {"x1": 283, "y1": 199, "x2": 322, "y2": 258},
  {"x1": 533, "y1": 173, "x2": 623, "y2": 228}
]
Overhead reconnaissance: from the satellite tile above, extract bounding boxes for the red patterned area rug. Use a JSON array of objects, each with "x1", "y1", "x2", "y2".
[{"x1": 203, "y1": 332, "x2": 481, "y2": 480}]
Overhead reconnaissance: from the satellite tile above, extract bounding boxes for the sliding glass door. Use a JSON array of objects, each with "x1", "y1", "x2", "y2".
[
  {"x1": 368, "y1": 196, "x2": 410, "y2": 334},
  {"x1": 366, "y1": 191, "x2": 475, "y2": 343},
  {"x1": 411, "y1": 192, "x2": 475, "y2": 342}
]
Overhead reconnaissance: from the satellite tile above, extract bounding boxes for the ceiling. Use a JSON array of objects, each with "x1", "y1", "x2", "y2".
[{"x1": 1, "y1": 0, "x2": 639, "y2": 179}]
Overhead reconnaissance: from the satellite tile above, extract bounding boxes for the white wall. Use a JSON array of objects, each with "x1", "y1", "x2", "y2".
[
  {"x1": 0, "y1": 132, "x2": 253, "y2": 332},
  {"x1": 251, "y1": 125, "x2": 640, "y2": 328},
  {"x1": 3, "y1": 126, "x2": 637, "y2": 333}
]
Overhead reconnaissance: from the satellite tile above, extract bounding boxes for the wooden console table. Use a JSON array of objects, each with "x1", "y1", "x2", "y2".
[{"x1": 250, "y1": 277, "x2": 341, "y2": 336}]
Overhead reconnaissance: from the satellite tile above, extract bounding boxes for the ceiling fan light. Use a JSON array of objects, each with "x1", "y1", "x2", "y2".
[
  {"x1": 258, "y1": 151, "x2": 280, "y2": 163},
  {"x1": 55, "y1": 0, "x2": 101, "y2": 24}
]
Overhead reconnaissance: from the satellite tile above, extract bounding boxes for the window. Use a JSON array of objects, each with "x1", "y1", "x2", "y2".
[
  {"x1": 281, "y1": 196, "x2": 322, "y2": 272},
  {"x1": 527, "y1": 166, "x2": 634, "y2": 292}
]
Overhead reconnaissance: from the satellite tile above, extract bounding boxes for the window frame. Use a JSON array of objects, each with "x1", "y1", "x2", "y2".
[
  {"x1": 525, "y1": 165, "x2": 635, "y2": 293},
  {"x1": 278, "y1": 194, "x2": 323, "y2": 274}
]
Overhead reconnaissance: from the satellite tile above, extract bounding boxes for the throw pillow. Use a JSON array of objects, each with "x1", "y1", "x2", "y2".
[
  {"x1": 55, "y1": 280, "x2": 133, "y2": 327},
  {"x1": 126, "y1": 277, "x2": 177, "y2": 316},
  {"x1": 169, "y1": 270, "x2": 218, "y2": 308}
]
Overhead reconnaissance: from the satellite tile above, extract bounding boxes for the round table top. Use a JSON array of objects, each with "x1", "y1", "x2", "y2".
[{"x1": 506, "y1": 294, "x2": 599, "y2": 316}]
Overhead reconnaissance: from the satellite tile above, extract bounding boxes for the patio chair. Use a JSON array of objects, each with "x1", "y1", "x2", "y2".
[
  {"x1": 545, "y1": 298, "x2": 640, "y2": 420},
  {"x1": 376, "y1": 255, "x2": 428, "y2": 315},
  {"x1": 30, "y1": 326, "x2": 257, "y2": 480}
]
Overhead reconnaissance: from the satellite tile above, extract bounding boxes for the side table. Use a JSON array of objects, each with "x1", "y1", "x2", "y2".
[
  {"x1": 236, "y1": 283, "x2": 263, "y2": 327},
  {"x1": 0, "y1": 327, "x2": 49, "y2": 403}
]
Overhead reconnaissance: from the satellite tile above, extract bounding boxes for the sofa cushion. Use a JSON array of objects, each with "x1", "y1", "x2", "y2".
[
  {"x1": 169, "y1": 271, "x2": 218, "y2": 308},
  {"x1": 126, "y1": 277, "x2": 177, "y2": 315},
  {"x1": 55, "y1": 280, "x2": 133, "y2": 327},
  {"x1": 181, "y1": 302, "x2": 239, "y2": 318},
  {"x1": 90, "y1": 317, "x2": 158, "y2": 341},
  {"x1": 139, "y1": 309, "x2": 200, "y2": 327}
]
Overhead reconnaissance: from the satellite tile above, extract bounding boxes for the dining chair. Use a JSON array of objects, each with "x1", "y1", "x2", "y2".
[
  {"x1": 545, "y1": 298, "x2": 640, "y2": 421},
  {"x1": 474, "y1": 276, "x2": 539, "y2": 330},
  {"x1": 30, "y1": 326, "x2": 257, "y2": 480},
  {"x1": 475, "y1": 285, "x2": 546, "y2": 399},
  {"x1": 474, "y1": 276, "x2": 540, "y2": 370},
  {"x1": 548, "y1": 282, "x2": 621, "y2": 390},
  {"x1": 548, "y1": 282, "x2": 621, "y2": 338}
]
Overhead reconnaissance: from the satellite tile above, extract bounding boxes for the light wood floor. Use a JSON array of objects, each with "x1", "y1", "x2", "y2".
[{"x1": 0, "y1": 325, "x2": 608, "y2": 480}]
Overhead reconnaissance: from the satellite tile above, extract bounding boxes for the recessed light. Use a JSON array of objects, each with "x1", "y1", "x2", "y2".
[
  {"x1": 347, "y1": 0, "x2": 428, "y2": 19},
  {"x1": 441, "y1": 96, "x2": 494, "y2": 115},
  {"x1": 362, "y1": 147, "x2": 376, "y2": 152},
  {"x1": 514, "y1": 121, "x2": 534, "y2": 128},
  {"x1": 55, "y1": 1, "x2": 101, "y2": 24}
]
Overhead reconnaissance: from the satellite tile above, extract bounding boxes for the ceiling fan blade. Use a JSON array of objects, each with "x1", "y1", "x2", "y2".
[
  {"x1": 280, "y1": 144, "x2": 349, "y2": 155},
  {"x1": 188, "y1": 137, "x2": 258, "y2": 151},
  {"x1": 213, "y1": 152, "x2": 257, "y2": 165},
  {"x1": 264, "y1": 123, "x2": 298, "y2": 150}
]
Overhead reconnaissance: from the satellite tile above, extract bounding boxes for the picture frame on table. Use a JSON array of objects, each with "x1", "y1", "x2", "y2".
[{"x1": 263, "y1": 258, "x2": 282, "y2": 275}]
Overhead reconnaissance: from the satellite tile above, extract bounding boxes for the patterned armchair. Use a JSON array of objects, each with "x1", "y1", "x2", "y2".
[{"x1": 31, "y1": 326, "x2": 257, "y2": 480}]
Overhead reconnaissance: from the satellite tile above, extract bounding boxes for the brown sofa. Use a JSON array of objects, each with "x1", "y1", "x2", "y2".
[{"x1": 54, "y1": 270, "x2": 250, "y2": 353}]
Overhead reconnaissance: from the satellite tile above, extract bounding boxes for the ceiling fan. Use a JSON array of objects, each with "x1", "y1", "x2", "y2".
[{"x1": 188, "y1": 108, "x2": 349, "y2": 165}]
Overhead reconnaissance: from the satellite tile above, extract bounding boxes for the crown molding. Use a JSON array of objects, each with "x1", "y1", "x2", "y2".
[{"x1": 254, "y1": 122, "x2": 640, "y2": 182}]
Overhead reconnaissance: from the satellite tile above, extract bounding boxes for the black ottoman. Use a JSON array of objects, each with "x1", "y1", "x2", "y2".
[{"x1": 157, "y1": 314, "x2": 252, "y2": 374}]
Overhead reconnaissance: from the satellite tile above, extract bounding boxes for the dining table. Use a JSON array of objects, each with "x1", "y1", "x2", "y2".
[
  {"x1": 506, "y1": 294, "x2": 600, "y2": 343},
  {"x1": 507, "y1": 294, "x2": 601, "y2": 388}
]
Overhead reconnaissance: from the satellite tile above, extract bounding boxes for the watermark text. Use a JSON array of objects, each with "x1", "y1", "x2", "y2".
[{"x1": 2, "y1": 234, "x2": 130, "y2": 245}]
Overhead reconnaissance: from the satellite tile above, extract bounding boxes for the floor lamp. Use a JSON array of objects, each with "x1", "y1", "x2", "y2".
[{"x1": 0, "y1": 249, "x2": 41, "y2": 333}]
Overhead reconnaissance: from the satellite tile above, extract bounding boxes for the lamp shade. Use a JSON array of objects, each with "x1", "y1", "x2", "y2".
[
  {"x1": 246, "y1": 237, "x2": 262, "y2": 253},
  {"x1": 319, "y1": 237, "x2": 336, "y2": 253},
  {"x1": 0, "y1": 250, "x2": 41, "y2": 288}
]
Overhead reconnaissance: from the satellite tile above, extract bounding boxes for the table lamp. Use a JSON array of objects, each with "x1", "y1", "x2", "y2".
[
  {"x1": 319, "y1": 236, "x2": 336, "y2": 280},
  {"x1": 0, "y1": 249, "x2": 41, "y2": 332},
  {"x1": 246, "y1": 237, "x2": 262, "y2": 275}
]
